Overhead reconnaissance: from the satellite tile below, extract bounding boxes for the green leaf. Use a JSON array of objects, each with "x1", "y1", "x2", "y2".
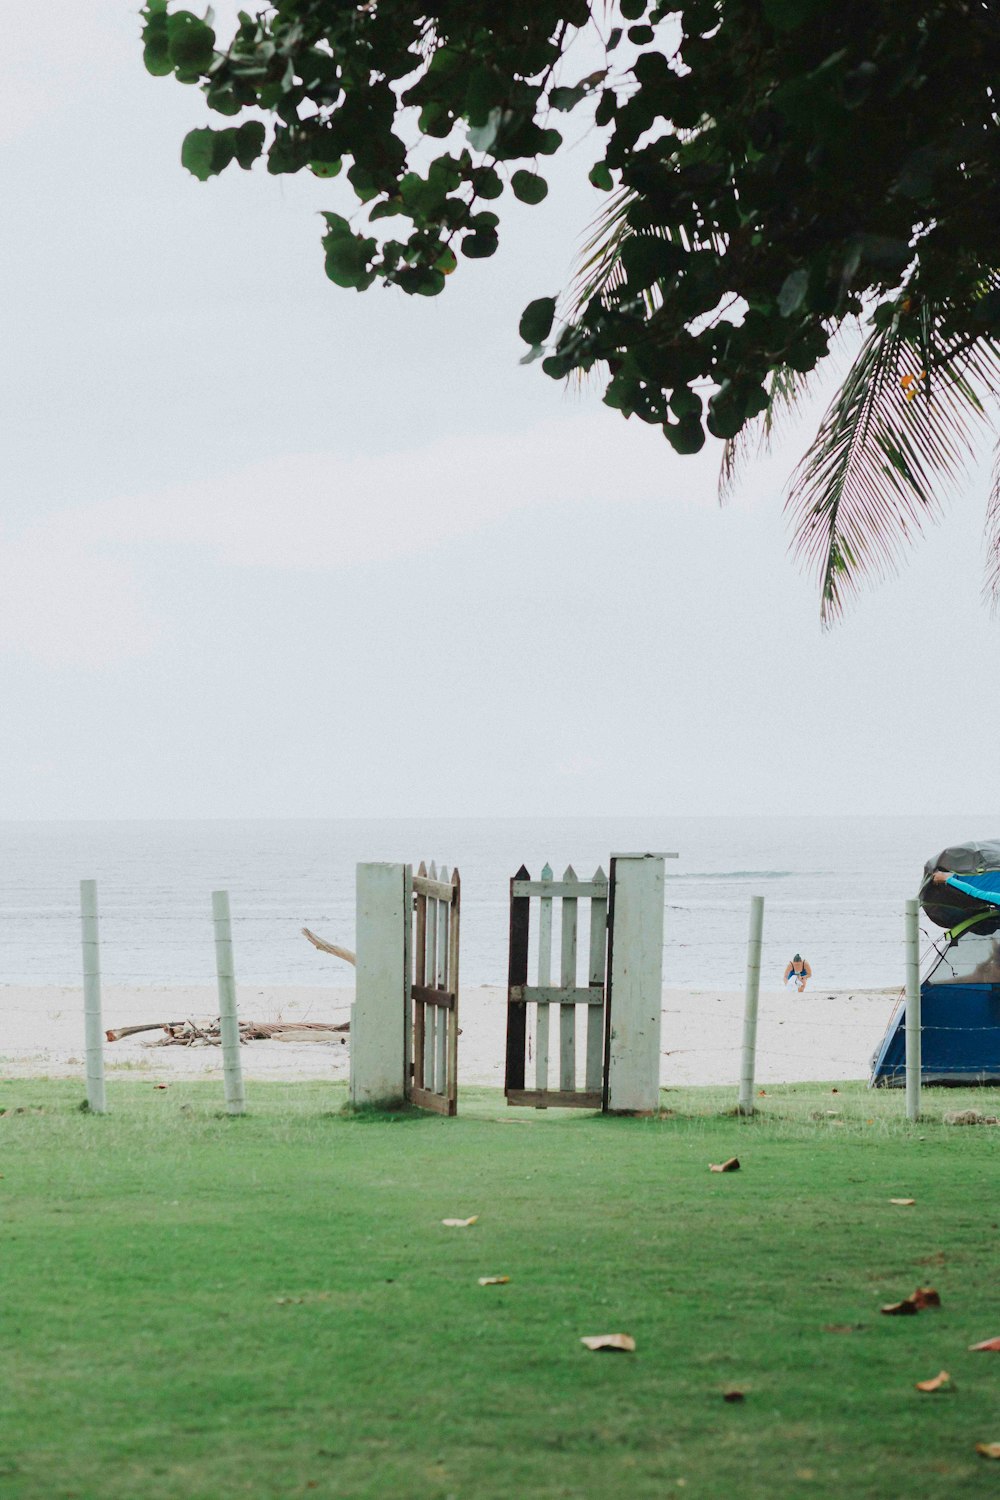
[
  {"x1": 664, "y1": 417, "x2": 705, "y2": 454},
  {"x1": 761, "y1": 0, "x2": 825, "y2": 31},
  {"x1": 460, "y1": 229, "x2": 498, "y2": 259},
  {"x1": 588, "y1": 162, "x2": 613, "y2": 192},
  {"x1": 167, "y1": 15, "x2": 215, "y2": 73},
  {"x1": 323, "y1": 229, "x2": 376, "y2": 289},
  {"x1": 468, "y1": 108, "x2": 502, "y2": 153},
  {"x1": 550, "y1": 85, "x2": 587, "y2": 112},
  {"x1": 181, "y1": 127, "x2": 235, "y2": 181},
  {"x1": 537, "y1": 129, "x2": 562, "y2": 156},
  {"x1": 778, "y1": 268, "x2": 810, "y2": 317},
  {"x1": 310, "y1": 158, "x2": 343, "y2": 179},
  {"x1": 142, "y1": 16, "x2": 173, "y2": 77},
  {"x1": 620, "y1": 0, "x2": 646, "y2": 18},
  {"x1": 511, "y1": 170, "x2": 548, "y2": 205},
  {"x1": 519, "y1": 296, "x2": 557, "y2": 345},
  {"x1": 234, "y1": 120, "x2": 266, "y2": 170}
]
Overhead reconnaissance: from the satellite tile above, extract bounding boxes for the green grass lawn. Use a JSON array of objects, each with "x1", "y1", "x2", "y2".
[{"x1": 2, "y1": 1077, "x2": 999, "y2": 1500}]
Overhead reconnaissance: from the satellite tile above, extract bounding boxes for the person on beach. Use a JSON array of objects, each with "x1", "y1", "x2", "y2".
[{"x1": 784, "y1": 954, "x2": 811, "y2": 993}]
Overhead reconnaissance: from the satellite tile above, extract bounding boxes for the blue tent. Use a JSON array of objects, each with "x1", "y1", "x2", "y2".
[{"x1": 871, "y1": 910, "x2": 1000, "y2": 1086}]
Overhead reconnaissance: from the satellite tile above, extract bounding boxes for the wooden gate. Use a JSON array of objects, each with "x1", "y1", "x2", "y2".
[
  {"x1": 407, "y1": 862, "x2": 460, "y2": 1115},
  {"x1": 505, "y1": 863, "x2": 609, "y2": 1109}
]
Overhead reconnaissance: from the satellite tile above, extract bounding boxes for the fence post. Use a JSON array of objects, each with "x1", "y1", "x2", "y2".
[
  {"x1": 212, "y1": 890, "x2": 246, "y2": 1116},
  {"x1": 606, "y1": 853, "x2": 667, "y2": 1114},
  {"x1": 351, "y1": 863, "x2": 409, "y2": 1109},
  {"x1": 80, "y1": 879, "x2": 107, "y2": 1114},
  {"x1": 737, "y1": 895, "x2": 765, "y2": 1116},
  {"x1": 905, "y1": 897, "x2": 921, "y2": 1122}
]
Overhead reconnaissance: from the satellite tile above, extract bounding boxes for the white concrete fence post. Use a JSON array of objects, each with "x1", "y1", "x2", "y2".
[
  {"x1": 80, "y1": 878, "x2": 107, "y2": 1114},
  {"x1": 905, "y1": 897, "x2": 921, "y2": 1122},
  {"x1": 738, "y1": 895, "x2": 765, "y2": 1116},
  {"x1": 212, "y1": 890, "x2": 246, "y2": 1116},
  {"x1": 606, "y1": 853, "x2": 669, "y2": 1114},
  {"x1": 350, "y1": 862, "x2": 410, "y2": 1109}
]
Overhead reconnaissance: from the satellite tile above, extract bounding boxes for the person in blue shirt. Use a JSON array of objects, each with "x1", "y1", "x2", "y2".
[{"x1": 783, "y1": 953, "x2": 811, "y2": 993}]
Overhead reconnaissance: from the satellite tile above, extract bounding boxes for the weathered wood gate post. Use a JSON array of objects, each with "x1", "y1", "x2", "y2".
[
  {"x1": 605, "y1": 853, "x2": 667, "y2": 1115},
  {"x1": 350, "y1": 862, "x2": 410, "y2": 1109}
]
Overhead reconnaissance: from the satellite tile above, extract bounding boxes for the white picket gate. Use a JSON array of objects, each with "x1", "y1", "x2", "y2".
[{"x1": 408, "y1": 862, "x2": 460, "y2": 1115}]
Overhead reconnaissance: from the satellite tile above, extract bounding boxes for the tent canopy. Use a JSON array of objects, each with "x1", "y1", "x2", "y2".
[{"x1": 919, "y1": 838, "x2": 1000, "y2": 932}]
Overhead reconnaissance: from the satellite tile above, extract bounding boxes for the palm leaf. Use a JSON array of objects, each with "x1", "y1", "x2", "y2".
[
  {"x1": 718, "y1": 364, "x2": 816, "y2": 503},
  {"x1": 984, "y1": 442, "x2": 1000, "y2": 611},
  {"x1": 787, "y1": 314, "x2": 1000, "y2": 624}
]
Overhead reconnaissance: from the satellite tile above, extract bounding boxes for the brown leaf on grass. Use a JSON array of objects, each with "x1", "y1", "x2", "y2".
[
  {"x1": 580, "y1": 1334, "x2": 636, "y2": 1353},
  {"x1": 709, "y1": 1157, "x2": 740, "y2": 1173},
  {"x1": 882, "y1": 1285, "x2": 941, "y2": 1316},
  {"x1": 969, "y1": 1337, "x2": 1000, "y2": 1352},
  {"x1": 976, "y1": 1443, "x2": 1000, "y2": 1459},
  {"x1": 890, "y1": 1198, "x2": 916, "y2": 1206},
  {"x1": 154, "y1": 1083, "x2": 169, "y2": 1090},
  {"x1": 757, "y1": 1089, "x2": 767, "y2": 1097},
  {"x1": 441, "y1": 1216, "x2": 478, "y2": 1228},
  {"x1": 477, "y1": 1276, "x2": 510, "y2": 1286},
  {"x1": 915, "y1": 1371, "x2": 950, "y2": 1392},
  {"x1": 722, "y1": 1389, "x2": 745, "y2": 1402}
]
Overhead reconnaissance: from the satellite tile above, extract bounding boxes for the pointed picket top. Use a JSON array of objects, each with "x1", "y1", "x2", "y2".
[
  {"x1": 541, "y1": 863, "x2": 553, "y2": 882},
  {"x1": 451, "y1": 866, "x2": 461, "y2": 893},
  {"x1": 514, "y1": 863, "x2": 530, "y2": 881},
  {"x1": 429, "y1": 860, "x2": 438, "y2": 880},
  {"x1": 440, "y1": 865, "x2": 449, "y2": 884},
  {"x1": 417, "y1": 860, "x2": 427, "y2": 877},
  {"x1": 562, "y1": 864, "x2": 578, "y2": 884},
  {"x1": 593, "y1": 865, "x2": 606, "y2": 883}
]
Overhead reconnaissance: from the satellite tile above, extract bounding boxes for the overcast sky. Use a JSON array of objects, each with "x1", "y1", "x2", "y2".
[{"x1": 1, "y1": 3, "x2": 997, "y2": 820}]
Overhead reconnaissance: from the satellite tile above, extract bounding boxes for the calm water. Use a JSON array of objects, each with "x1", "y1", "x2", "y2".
[{"x1": 0, "y1": 817, "x2": 994, "y2": 990}]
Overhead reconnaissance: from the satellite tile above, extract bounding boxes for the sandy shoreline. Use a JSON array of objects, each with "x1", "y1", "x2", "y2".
[{"x1": 0, "y1": 983, "x2": 900, "y2": 1089}]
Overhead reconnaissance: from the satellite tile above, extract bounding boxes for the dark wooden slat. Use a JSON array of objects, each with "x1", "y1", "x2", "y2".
[
  {"x1": 410, "y1": 1084, "x2": 456, "y2": 1116},
  {"x1": 506, "y1": 1089, "x2": 603, "y2": 1110},
  {"x1": 505, "y1": 864, "x2": 531, "y2": 1093},
  {"x1": 410, "y1": 984, "x2": 456, "y2": 1009}
]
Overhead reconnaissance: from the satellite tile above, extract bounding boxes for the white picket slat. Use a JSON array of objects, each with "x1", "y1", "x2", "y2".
[{"x1": 559, "y1": 865, "x2": 578, "y2": 1091}]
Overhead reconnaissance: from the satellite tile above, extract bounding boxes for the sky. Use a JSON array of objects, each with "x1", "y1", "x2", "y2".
[{"x1": 0, "y1": 3, "x2": 997, "y2": 820}]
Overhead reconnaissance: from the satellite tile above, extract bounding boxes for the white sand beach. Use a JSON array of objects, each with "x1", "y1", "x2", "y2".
[{"x1": 0, "y1": 983, "x2": 900, "y2": 1089}]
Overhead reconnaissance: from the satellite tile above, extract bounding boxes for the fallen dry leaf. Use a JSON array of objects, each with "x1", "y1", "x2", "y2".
[
  {"x1": 441, "y1": 1216, "x2": 478, "y2": 1228},
  {"x1": 154, "y1": 1084, "x2": 169, "y2": 1090},
  {"x1": 977, "y1": 1443, "x2": 1000, "y2": 1460},
  {"x1": 709, "y1": 1157, "x2": 740, "y2": 1173},
  {"x1": 722, "y1": 1389, "x2": 745, "y2": 1403},
  {"x1": 757, "y1": 1089, "x2": 767, "y2": 1097},
  {"x1": 969, "y1": 1337, "x2": 1000, "y2": 1352},
  {"x1": 477, "y1": 1275, "x2": 510, "y2": 1286},
  {"x1": 890, "y1": 1198, "x2": 916, "y2": 1206},
  {"x1": 882, "y1": 1285, "x2": 940, "y2": 1316},
  {"x1": 916, "y1": 1371, "x2": 951, "y2": 1393},
  {"x1": 580, "y1": 1334, "x2": 636, "y2": 1353}
]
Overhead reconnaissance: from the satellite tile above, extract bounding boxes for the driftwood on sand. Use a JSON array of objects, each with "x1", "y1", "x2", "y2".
[
  {"x1": 301, "y1": 928, "x2": 356, "y2": 965},
  {"x1": 105, "y1": 1018, "x2": 349, "y2": 1046}
]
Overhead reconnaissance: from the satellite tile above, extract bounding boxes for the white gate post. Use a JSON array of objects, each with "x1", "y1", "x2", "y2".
[
  {"x1": 606, "y1": 853, "x2": 669, "y2": 1114},
  {"x1": 737, "y1": 895, "x2": 765, "y2": 1116},
  {"x1": 80, "y1": 879, "x2": 107, "y2": 1114},
  {"x1": 212, "y1": 890, "x2": 246, "y2": 1116},
  {"x1": 351, "y1": 862, "x2": 410, "y2": 1109},
  {"x1": 905, "y1": 897, "x2": 921, "y2": 1122}
]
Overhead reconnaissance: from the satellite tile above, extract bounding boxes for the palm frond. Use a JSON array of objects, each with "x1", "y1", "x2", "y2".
[
  {"x1": 787, "y1": 314, "x2": 1000, "y2": 625},
  {"x1": 718, "y1": 364, "x2": 815, "y2": 503},
  {"x1": 984, "y1": 441, "x2": 1000, "y2": 612}
]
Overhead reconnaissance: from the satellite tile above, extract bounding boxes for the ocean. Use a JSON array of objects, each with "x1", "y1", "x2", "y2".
[{"x1": 0, "y1": 816, "x2": 994, "y2": 992}]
